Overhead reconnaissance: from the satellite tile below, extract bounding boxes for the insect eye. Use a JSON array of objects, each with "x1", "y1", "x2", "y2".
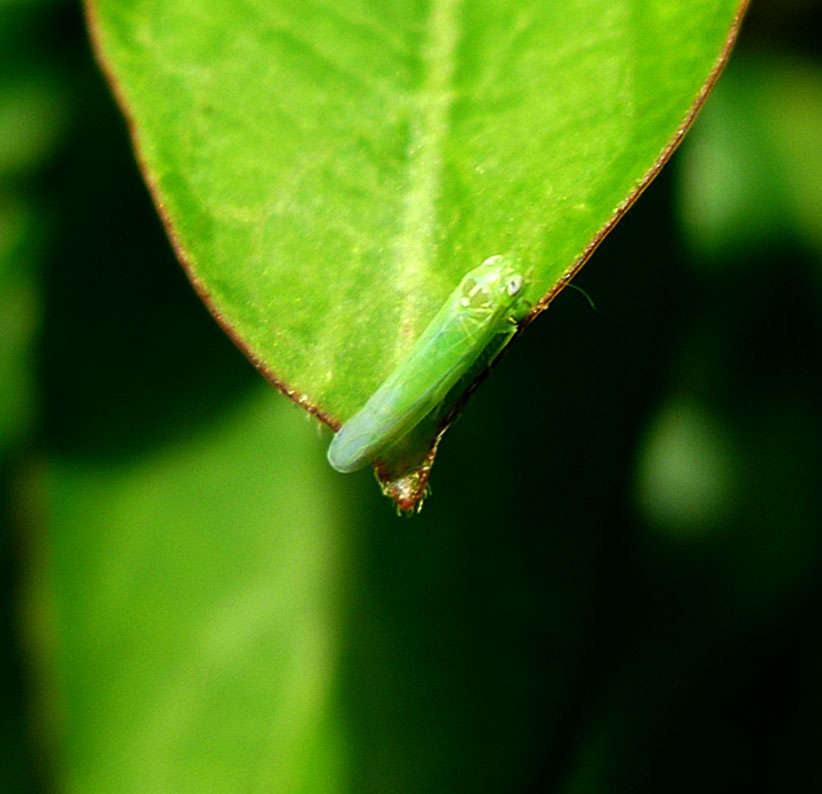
[{"x1": 506, "y1": 275, "x2": 523, "y2": 296}]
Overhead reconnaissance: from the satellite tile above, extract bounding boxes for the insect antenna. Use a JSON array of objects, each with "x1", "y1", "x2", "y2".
[{"x1": 566, "y1": 281, "x2": 598, "y2": 312}]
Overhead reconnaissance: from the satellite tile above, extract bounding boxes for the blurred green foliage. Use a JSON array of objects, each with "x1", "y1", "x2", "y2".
[
  {"x1": 34, "y1": 392, "x2": 349, "y2": 793},
  {"x1": 2, "y1": 1, "x2": 821, "y2": 793},
  {"x1": 679, "y1": 53, "x2": 822, "y2": 261}
]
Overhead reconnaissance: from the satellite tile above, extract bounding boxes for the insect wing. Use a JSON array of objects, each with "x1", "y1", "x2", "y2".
[{"x1": 327, "y1": 258, "x2": 528, "y2": 473}]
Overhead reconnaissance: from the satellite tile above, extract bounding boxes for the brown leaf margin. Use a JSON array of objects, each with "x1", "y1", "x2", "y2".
[
  {"x1": 83, "y1": 0, "x2": 751, "y2": 509},
  {"x1": 83, "y1": 0, "x2": 340, "y2": 430},
  {"x1": 524, "y1": 1, "x2": 751, "y2": 321}
]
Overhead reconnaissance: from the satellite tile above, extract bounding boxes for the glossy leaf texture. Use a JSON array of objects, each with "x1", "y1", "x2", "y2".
[{"x1": 86, "y1": 0, "x2": 748, "y2": 500}]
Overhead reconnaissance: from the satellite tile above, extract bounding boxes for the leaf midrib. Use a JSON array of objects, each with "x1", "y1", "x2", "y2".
[{"x1": 391, "y1": 0, "x2": 462, "y2": 357}]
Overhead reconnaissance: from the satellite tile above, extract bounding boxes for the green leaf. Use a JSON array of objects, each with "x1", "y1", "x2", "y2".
[
  {"x1": 86, "y1": 0, "x2": 747, "y2": 504},
  {"x1": 29, "y1": 390, "x2": 349, "y2": 793}
]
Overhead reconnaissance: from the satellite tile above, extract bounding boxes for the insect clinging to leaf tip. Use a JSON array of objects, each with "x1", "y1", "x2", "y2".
[{"x1": 327, "y1": 254, "x2": 531, "y2": 474}]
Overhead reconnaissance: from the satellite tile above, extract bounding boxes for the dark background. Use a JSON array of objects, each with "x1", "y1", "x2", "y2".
[{"x1": 1, "y1": 0, "x2": 821, "y2": 791}]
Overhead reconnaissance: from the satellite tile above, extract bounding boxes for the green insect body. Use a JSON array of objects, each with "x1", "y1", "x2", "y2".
[{"x1": 327, "y1": 255, "x2": 531, "y2": 474}]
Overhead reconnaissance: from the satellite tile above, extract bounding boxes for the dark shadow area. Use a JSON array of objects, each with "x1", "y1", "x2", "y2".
[
  {"x1": 0, "y1": 461, "x2": 45, "y2": 794},
  {"x1": 36, "y1": 6, "x2": 259, "y2": 461}
]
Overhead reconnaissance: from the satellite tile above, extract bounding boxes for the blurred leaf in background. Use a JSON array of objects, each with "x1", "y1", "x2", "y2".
[
  {"x1": 29, "y1": 390, "x2": 348, "y2": 793},
  {"x1": 679, "y1": 53, "x2": 822, "y2": 263},
  {"x1": 0, "y1": 200, "x2": 39, "y2": 457},
  {"x1": 633, "y1": 43, "x2": 822, "y2": 613},
  {"x1": 0, "y1": 0, "x2": 69, "y2": 457},
  {"x1": 0, "y1": 1, "x2": 69, "y2": 788}
]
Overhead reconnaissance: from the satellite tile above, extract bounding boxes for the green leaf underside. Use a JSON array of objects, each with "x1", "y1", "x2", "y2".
[
  {"x1": 88, "y1": 0, "x2": 745, "y2": 425},
  {"x1": 32, "y1": 391, "x2": 348, "y2": 793}
]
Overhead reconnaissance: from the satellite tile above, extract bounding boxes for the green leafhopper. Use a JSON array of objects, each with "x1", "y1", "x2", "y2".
[{"x1": 327, "y1": 255, "x2": 531, "y2": 473}]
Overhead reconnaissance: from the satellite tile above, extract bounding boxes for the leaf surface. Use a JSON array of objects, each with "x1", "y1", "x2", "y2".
[{"x1": 87, "y1": 0, "x2": 748, "y2": 500}]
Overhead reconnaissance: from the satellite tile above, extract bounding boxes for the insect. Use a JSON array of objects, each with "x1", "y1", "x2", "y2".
[{"x1": 327, "y1": 255, "x2": 531, "y2": 473}]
